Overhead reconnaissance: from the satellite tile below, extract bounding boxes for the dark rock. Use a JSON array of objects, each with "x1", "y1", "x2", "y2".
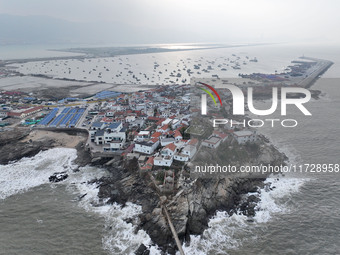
[
  {"x1": 0, "y1": 138, "x2": 55, "y2": 165},
  {"x1": 135, "y1": 244, "x2": 150, "y2": 255},
  {"x1": 73, "y1": 141, "x2": 92, "y2": 167},
  {"x1": 248, "y1": 194, "x2": 260, "y2": 203},
  {"x1": 239, "y1": 193, "x2": 260, "y2": 217},
  {"x1": 49, "y1": 172, "x2": 68, "y2": 182},
  {"x1": 94, "y1": 135, "x2": 287, "y2": 253},
  {"x1": 77, "y1": 193, "x2": 87, "y2": 200},
  {"x1": 166, "y1": 245, "x2": 176, "y2": 255}
]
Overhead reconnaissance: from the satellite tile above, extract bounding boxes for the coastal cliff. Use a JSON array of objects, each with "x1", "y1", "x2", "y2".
[{"x1": 0, "y1": 128, "x2": 88, "y2": 165}]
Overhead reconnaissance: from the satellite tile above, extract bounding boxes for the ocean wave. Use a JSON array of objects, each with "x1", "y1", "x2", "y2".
[
  {"x1": 0, "y1": 148, "x2": 77, "y2": 200},
  {"x1": 0, "y1": 147, "x2": 160, "y2": 254},
  {"x1": 180, "y1": 174, "x2": 308, "y2": 254},
  {"x1": 68, "y1": 166, "x2": 162, "y2": 255},
  {"x1": 254, "y1": 176, "x2": 307, "y2": 223}
]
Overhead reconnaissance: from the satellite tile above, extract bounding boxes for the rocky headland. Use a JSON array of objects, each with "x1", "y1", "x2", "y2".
[{"x1": 94, "y1": 136, "x2": 286, "y2": 254}]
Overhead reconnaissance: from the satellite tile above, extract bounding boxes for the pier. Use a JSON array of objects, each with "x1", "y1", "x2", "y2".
[{"x1": 298, "y1": 57, "x2": 333, "y2": 88}]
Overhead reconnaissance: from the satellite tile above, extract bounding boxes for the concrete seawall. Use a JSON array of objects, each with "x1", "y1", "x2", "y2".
[
  {"x1": 298, "y1": 58, "x2": 333, "y2": 88},
  {"x1": 35, "y1": 127, "x2": 89, "y2": 136}
]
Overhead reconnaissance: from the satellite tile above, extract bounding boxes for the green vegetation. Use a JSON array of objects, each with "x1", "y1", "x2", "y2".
[
  {"x1": 193, "y1": 140, "x2": 261, "y2": 167},
  {"x1": 155, "y1": 171, "x2": 165, "y2": 183}
]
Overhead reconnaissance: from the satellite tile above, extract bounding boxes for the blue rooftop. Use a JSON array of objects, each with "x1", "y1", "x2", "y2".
[
  {"x1": 91, "y1": 122, "x2": 104, "y2": 128},
  {"x1": 107, "y1": 122, "x2": 121, "y2": 130},
  {"x1": 94, "y1": 91, "x2": 121, "y2": 99}
]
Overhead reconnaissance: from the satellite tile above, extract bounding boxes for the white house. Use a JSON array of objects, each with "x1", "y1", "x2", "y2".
[
  {"x1": 0, "y1": 111, "x2": 8, "y2": 118},
  {"x1": 174, "y1": 130, "x2": 183, "y2": 141},
  {"x1": 161, "y1": 138, "x2": 175, "y2": 147},
  {"x1": 202, "y1": 136, "x2": 222, "y2": 149},
  {"x1": 106, "y1": 110, "x2": 115, "y2": 117},
  {"x1": 182, "y1": 144, "x2": 197, "y2": 158},
  {"x1": 103, "y1": 128, "x2": 126, "y2": 144},
  {"x1": 135, "y1": 131, "x2": 150, "y2": 142},
  {"x1": 174, "y1": 144, "x2": 196, "y2": 162},
  {"x1": 135, "y1": 103, "x2": 146, "y2": 111},
  {"x1": 134, "y1": 137, "x2": 159, "y2": 154},
  {"x1": 157, "y1": 124, "x2": 170, "y2": 133},
  {"x1": 106, "y1": 103, "x2": 121, "y2": 111},
  {"x1": 125, "y1": 115, "x2": 136, "y2": 123},
  {"x1": 161, "y1": 143, "x2": 177, "y2": 157},
  {"x1": 161, "y1": 118, "x2": 172, "y2": 126},
  {"x1": 146, "y1": 110, "x2": 155, "y2": 117},
  {"x1": 108, "y1": 140, "x2": 125, "y2": 151},
  {"x1": 129, "y1": 119, "x2": 145, "y2": 129},
  {"x1": 94, "y1": 130, "x2": 105, "y2": 145},
  {"x1": 154, "y1": 155, "x2": 173, "y2": 166},
  {"x1": 171, "y1": 119, "x2": 181, "y2": 129},
  {"x1": 154, "y1": 143, "x2": 177, "y2": 166},
  {"x1": 90, "y1": 122, "x2": 106, "y2": 142},
  {"x1": 173, "y1": 153, "x2": 189, "y2": 162},
  {"x1": 233, "y1": 130, "x2": 257, "y2": 144},
  {"x1": 94, "y1": 122, "x2": 126, "y2": 150}
]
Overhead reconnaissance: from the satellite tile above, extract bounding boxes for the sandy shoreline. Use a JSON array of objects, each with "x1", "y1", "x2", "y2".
[{"x1": 22, "y1": 129, "x2": 86, "y2": 148}]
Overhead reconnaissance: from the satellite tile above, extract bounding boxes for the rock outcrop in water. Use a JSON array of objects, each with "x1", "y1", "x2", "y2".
[{"x1": 49, "y1": 171, "x2": 69, "y2": 182}]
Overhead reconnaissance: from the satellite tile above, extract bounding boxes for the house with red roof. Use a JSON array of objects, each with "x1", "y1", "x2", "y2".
[
  {"x1": 157, "y1": 124, "x2": 169, "y2": 133},
  {"x1": 161, "y1": 142, "x2": 177, "y2": 157},
  {"x1": 174, "y1": 130, "x2": 183, "y2": 141},
  {"x1": 151, "y1": 131, "x2": 162, "y2": 139},
  {"x1": 140, "y1": 156, "x2": 154, "y2": 171},
  {"x1": 135, "y1": 130, "x2": 151, "y2": 142},
  {"x1": 212, "y1": 130, "x2": 228, "y2": 142},
  {"x1": 134, "y1": 137, "x2": 159, "y2": 154},
  {"x1": 154, "y1": 143, "x2": 177, "y2": 167},
  {"x1": 101, "y1": 117, "x2": 114, "y2": 123},
  {"x1": 201, "y1": 131, "x2": 228, "y2": 149},
  {"x1": 8, "y1": 106, "x2": 43, "y2": 119},
  {"x1": 188, "y1": 138, "x2": 199, "y2": 146},
  {"x1": 202, "y1": 136, "x2": 222, "y2": 149}
]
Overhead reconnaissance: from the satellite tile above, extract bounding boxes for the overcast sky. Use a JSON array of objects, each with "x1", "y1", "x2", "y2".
[{"x1": 0, "y1": 0, "x2": 340, "y2": 44}]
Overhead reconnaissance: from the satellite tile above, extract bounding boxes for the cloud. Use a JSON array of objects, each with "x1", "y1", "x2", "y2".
[{"x1": 0, "y1": 0, "x2": 339, "y2": 44}]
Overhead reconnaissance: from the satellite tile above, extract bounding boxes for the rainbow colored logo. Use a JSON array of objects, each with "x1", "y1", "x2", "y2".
[{"x1": 197, "y1": 82, "x2": 223, "y2": 106}]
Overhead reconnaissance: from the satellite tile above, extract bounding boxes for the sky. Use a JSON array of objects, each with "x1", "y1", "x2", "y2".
[{"x1": 0, "y1": 0, "x2": 340, "y2": 44}]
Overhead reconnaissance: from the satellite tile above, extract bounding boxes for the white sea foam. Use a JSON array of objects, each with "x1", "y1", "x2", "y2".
[
  {"x1": 67, "y1": 166, "x2": 162, "y2": 255},
  {"x1": 0, "y1": 147, "x2": 160, "y2": 254},
  {"x1": 180, "y1": 211, "x2": 250, "y2": 254},
  {"x1": 180, "y1": 174, "x2": 308, "y2": 254},
  {"x1": 254, "y1": 175, "x2": 307, "y2": 223},
  {"x1": 0, "y1": 147, "x2": 307, "y2": 255},
  {"x1": 0, "y1": 148, "x2": 77, "y2": 200}
]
